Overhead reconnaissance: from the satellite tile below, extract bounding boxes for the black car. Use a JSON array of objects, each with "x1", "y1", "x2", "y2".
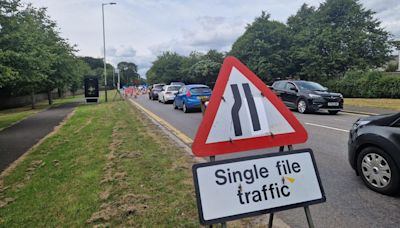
[
  {"x1": 148, "y1": 83, "x2": 165, "y2": 100},
  {"x1": 271, "y1": 80, "x2": 343, "y2": 114},
  {"x1": 348, "y1": 112, "x2": 400, "y2": 195}
]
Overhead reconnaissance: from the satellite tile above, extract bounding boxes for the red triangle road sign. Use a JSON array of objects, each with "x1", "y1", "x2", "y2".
[{"x1": 192, "y1": 56, "x2": 308, "y2": 157}]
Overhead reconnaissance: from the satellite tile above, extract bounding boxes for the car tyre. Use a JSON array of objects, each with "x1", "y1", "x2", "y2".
[
  {"x1": 183, "y1": 103, "x2": 189, "y2": 113},
  {"x1": 328, "y1": 110, "x2": 339, "y2": 115},
  {"x1": 297, "y1": 99, "x2": 308, "y2": 114},
  {"x1": 357, "y1": 146, "x2": 400, "y2": 195}
]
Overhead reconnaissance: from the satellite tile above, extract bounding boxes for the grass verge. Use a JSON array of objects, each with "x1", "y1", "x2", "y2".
[
  {"x1": 0, "y1": 94, "x2": 84, "y2": 130},
  {"x1": 344, "y1": 98, "x2": 400, "y2": 111},
  {"x1": 0, "y1": 94, "x2": 198, "y2": 226}
]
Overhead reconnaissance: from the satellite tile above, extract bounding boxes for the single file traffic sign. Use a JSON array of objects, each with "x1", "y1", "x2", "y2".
[
  {"x1": 192, "y1": 149, "x2": 325, "y2": 225},
  {"x1": 192, "y1": 56, "x2": 308, "y2": 157}
]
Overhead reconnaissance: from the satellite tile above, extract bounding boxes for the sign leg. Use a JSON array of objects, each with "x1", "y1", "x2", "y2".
[
  {"x1": 268, "y1": 213, "x2": 274, "y2": 228},
  {"x1": 304, "y1": 206, "x2": 315, "y2": 228}
]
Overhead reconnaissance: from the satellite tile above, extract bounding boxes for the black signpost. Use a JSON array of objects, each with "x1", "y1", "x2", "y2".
[{"x1": 84, "y1": 76, "x2": 99, "y2": 103}]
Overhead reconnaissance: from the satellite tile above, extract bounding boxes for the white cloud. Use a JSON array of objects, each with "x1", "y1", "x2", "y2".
[{"x1": 26, "y1": 0, "x2": 400, "y2": 77}]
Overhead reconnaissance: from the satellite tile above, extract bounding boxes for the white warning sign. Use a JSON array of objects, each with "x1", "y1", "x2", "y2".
[{"x1": 192, "y1": 149, "x2": 325, "y2": 225}]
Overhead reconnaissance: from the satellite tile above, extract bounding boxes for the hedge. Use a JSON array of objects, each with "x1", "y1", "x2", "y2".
[{"x1": 325, "y1": 71, "x2": 400, "y2": 98}]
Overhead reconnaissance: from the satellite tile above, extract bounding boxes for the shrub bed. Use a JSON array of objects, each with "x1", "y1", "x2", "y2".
[{"x1": 326, "y1": 71, "x2": 400, "y2": 98}]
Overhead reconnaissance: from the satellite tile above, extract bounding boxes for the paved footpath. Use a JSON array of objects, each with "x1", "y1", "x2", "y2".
[{"x1": 0, "y1": 102, "x2": 79, "y2": 172}]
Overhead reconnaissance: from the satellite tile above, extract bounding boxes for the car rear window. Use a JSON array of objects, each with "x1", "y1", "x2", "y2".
[
  {"x1": 167, "y1": 86, "x2": 181, "y2": 91},
  {"x1": 273, "y1": 81, "x2": 284, "y2": 89},
  {"x1": 154, "y1": 85, "x2": 164, "y2": 89},
  {"x1": 190, "y1": 87, "x2": 211, "y2": 93}
]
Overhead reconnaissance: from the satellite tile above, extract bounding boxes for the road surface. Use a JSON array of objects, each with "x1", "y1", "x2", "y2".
[{"x1": 131, "y1": 95, "x2": 399, "y2": 228}]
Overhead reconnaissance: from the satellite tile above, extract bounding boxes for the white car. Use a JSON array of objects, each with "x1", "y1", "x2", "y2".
[{"x1": 158, "y1": 85, "x2": 181, "y2": 103}]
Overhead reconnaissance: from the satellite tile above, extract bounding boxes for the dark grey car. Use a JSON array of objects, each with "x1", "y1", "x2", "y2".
[
  {"x1": 348, "y1": 112, "x2": 400, "y2": 195},
  {"x1": 148, "y1": 83, "x2": 165, "y2": 100},
  {"x1": 271, "y1": 80, "x2": 343, "y2": 114}
]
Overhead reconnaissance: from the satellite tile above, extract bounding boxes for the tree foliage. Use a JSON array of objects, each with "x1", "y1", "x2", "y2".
[
  {"x1": 146, "y1": 50, "x2": 224, "y2": 87},
  {"x1": 287, "y1": 0, "x2": 391, "y2": 81},
  {"x1": 0, "y1": 0, "x2": 91, "y2": 107},
  {"x1": 117, "y1": 61, "x2": 139, "y2": 86},
  {"x1": 230, "y1": 12, "x2": 293, "y2": 84}
]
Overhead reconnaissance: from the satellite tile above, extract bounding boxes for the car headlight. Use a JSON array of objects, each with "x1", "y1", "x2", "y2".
[
  {"x1": 309, "y1": 94, "x2": 321, "y2": 98},
  {"x1": 352, "y1": 120, "x2": 370, "y2": 130},
  {"x1": 339, "y1": 94, "x2": 343, "y2": 98}
]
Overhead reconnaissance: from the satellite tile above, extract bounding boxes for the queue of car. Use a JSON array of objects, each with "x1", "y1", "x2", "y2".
[{"x1": 147, "y1": 80, "x2": 400, "y2": 195}]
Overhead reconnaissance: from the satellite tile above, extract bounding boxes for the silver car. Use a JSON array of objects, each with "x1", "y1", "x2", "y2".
[{"x1": 158, "y1": 85, "x2": 181, "y2": 103}]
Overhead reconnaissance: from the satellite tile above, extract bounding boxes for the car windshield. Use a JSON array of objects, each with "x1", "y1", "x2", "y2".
[
  {"x1": 154, "y1": 85, "x2": 164, "y2": 89},
  {"x1": 190, "y1": 87, "x2": 211, "y2": 93},
  {"x1": 167, "y1": 86, "x2": 181, "y2": 91},
  {"x1": 295, "y1": 81, "x2": 326, "y2": 91}
]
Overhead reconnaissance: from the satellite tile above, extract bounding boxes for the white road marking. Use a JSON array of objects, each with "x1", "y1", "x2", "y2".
[{"x1": 305, "y1": 122, "x2": 350, "y2": 133}]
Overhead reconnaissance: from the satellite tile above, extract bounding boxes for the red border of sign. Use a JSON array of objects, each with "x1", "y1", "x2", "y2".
[{"x1": 192, "y1": 56, "x2": 308, "y2": 157}]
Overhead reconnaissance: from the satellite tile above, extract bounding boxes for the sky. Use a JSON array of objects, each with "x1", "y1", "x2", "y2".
[{"x1": 26, "y1": 0, "x2": 400, "y2": 77}]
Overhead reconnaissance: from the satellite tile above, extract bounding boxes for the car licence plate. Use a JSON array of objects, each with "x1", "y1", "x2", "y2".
[
  {"x1": 328, "y1": 102, "x2": 339, "y2": 106},
  {"x1": 197, "y1": 96, "x2": 209, "y2": 101}
]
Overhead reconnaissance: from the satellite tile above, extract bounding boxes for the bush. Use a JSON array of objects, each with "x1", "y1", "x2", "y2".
[
  {"x1": 326, "y1": 71, "x2": 400, "y2": 98},
  {"x1": 385, "y1": 60, "x2": 398, "y2": 72}
]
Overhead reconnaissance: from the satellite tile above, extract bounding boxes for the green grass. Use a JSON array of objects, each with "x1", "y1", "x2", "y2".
[
  {"x1": 0, "y1": 94, "x2": 84, "y2": 130},
  {"x1": 0, "y1": 93, "x2": 198, "y2": 227},
  {"x1": 345, "y1": 98, "x2": 400, "y2": 111}
]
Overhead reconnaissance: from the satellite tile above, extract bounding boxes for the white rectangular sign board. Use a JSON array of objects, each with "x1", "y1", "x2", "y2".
[{"x1": 192, "y1": 149, "x2": 325, "y2": 225}]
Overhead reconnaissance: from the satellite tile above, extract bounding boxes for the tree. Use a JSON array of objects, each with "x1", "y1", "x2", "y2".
[
  {"x1": 288, "y1": 0, "x2": 391, "y2": 81},
  {"x1": 0, "y1": 1, "x2": 92, "y2": 107},
  {"x1": 187, "y1": 60, "x2": 221, "y2": 87},
  {"x1": 146, "y1": 52, "x2": 184, "y2": 84},
  {"x1": 230, "y1": 12, "x2": 293, "y2": 84},
  {"x1": 117, "y1": 61, "x2": 139, "y2": 86}
]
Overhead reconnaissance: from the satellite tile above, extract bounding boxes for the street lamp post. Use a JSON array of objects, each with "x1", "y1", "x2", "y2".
[{"x1": 102, "y1": 2, "x2": 116, "y2": 102}]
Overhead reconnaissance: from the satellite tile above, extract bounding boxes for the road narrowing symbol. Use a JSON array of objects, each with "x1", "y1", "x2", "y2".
[{"x1": 192, "y1": 56, "x2": 308, "y2": 157}]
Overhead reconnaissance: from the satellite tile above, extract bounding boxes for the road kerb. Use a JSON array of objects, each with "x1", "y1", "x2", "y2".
[
  {"x1": 128, "y1": 98, "x2": 193, "y2": 144},
  {"x1": 128, "y1": 98, "x2": 205, "y2": 164},
  {"x1": 341, "y1": 110, "x2": 378, "y2": 116}
]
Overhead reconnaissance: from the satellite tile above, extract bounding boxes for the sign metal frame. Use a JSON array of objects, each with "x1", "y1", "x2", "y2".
[{"x1": 192, "y1": 148, "x2": 326, "y2": 225}]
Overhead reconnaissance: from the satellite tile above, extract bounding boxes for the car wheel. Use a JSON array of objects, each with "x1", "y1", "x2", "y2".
[
  {"x1": 328, "y1": 110, "x2": 339, "y2": 115},
  {"x1": 297, "y1": 99, "x2": 308, "y2": 114},
  {"x1": 357, "y1": 146, "x2": 400, "y2": 195},
  {"x1": 183, "y1": 103, "x2": 189, "y2": 113},
  {"x1": 173, "y1": 101, "x2": 178, "y2": 109}
]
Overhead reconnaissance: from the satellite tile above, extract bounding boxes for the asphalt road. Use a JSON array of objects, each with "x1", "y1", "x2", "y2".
[{"x1": 132, "y1": 95, "x2": 399, "y2": 228}]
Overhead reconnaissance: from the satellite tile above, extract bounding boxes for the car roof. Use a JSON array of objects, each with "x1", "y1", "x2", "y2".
[
  {"x1": 274, "y1": 80, "x2": 313, "y2": 83},
  {"x1": 186, "y1": 84, "x2": 209, "y2": 88},
  {"x1": 165, "y1": 84, "x2": 181, "y2": 87}
]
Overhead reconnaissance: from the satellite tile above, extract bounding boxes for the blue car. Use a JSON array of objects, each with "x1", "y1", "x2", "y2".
[{"x1": 173, "y1": 84, "x2": 212, "y2": 113}]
